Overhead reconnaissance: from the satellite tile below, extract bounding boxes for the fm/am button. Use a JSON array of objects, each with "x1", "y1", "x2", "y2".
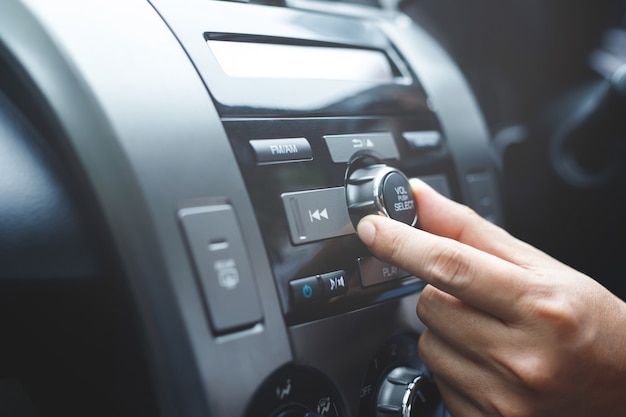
[
  {"x1": 282, "y1": 187, "x2": 355, "y2": 245},
  {"x1": 250, "y1": 138, "x2": 312, "y2": 164}
]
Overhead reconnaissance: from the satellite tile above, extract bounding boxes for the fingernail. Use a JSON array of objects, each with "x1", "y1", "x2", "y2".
[{"x1": 356, "y1": 218, "x2": 377, "y2": 246}]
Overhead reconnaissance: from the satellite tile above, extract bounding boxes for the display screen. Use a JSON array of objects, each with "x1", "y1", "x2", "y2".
[{"x1": 207, "y1": 40, "x2": 395, "y2": 82}]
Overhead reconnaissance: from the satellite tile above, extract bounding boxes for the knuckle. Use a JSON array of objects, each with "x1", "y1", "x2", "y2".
[
  {"x1": 491, "y1": 398, "x2": 536, "y2": 417},
  {"x1": 416, "y1": 285, "x2": 437, "y2": 322},
  {"x1": 502, "y1": 350, "x2": 560, "y2": 393},
  {"x1": 539, "y1": 301, "x2": 579, "y2": 336},
  {"x1": 524, "y1": 285, "x2": 583, "y2": 339},
  {"x1": 417, "y1": 330, "x2": 435, "y2": 368},
  {"x1": 425, "y1": 243, "x2": 473, "y2": 292}
]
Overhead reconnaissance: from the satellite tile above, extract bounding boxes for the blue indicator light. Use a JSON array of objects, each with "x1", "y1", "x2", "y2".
[{"x1": 302, "y1": 284, "x2": 313, "y2": 299}]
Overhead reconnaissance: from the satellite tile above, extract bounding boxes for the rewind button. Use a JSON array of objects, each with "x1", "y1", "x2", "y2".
[{"x1": 281, "y1": 187, "x2": 354, "y2": 245}]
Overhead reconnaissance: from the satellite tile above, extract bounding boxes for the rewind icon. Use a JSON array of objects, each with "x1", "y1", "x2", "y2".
[{"x1": 309, "y1": 208, "x2": 329, "y2": 222}]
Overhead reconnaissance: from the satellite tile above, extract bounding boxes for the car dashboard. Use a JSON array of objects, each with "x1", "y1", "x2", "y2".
[{"x1": 0, "y1": 1, "x2": 624, "y2": 417}]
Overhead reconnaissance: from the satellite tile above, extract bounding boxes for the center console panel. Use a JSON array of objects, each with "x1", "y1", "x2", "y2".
[
  {"x1": 152, "y1": 2, "x2": 501, "y2": 415},
  {"x1": 0, "y1": 0, "x2": 502, "y2": 416}
]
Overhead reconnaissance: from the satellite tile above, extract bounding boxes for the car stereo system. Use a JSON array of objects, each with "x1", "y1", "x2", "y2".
[{"x1": 0, "y1": 0, "x2": 502, "y2": 416}]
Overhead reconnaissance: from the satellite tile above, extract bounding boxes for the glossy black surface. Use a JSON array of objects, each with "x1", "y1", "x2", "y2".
[
  {"x1": 224, "y1": 116, "x2": 459, "y2": 322},
  {"x1": 197, "y1": 21, "x2": 423, "y2": 117}
]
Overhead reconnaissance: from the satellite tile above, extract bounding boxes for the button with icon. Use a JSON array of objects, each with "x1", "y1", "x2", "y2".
[
  {"x1": 281, "y1": 187, "x2": 354, "y2": 246},
  {"x1": 289, "y1": 276, "x2": 323, "y2": 305},
  {"x1": 320, "y1": 270, "x2": 348, "y2": 297}
]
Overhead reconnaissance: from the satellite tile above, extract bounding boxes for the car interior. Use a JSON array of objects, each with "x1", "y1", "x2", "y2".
[{"x1": 1, "y1": 0, "x2": 625, "y2": 416}]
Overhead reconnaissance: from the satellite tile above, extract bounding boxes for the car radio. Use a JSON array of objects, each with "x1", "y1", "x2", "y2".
[
  {"x1": 0, "y1": 0, "x2": 503, "y2": 416},
  {"x1": 167, "y1": 10, "x2": 467, "y2": 327},
  {"x1": 152, "y1": 2, "x2": 501, "y2": 415}
]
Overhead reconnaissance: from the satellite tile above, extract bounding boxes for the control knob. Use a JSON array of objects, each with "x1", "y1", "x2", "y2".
[
  {"x1": 376, "y1": 367, "x2": 440, "y2": 417},
  {"x1": 345, "y1": 157, "x2": 417, "y2": 227}
]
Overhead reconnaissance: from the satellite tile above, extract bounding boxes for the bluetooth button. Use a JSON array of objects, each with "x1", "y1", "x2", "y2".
[{"x1": 320, "y1": 270, "x2": 348, "y2": 298}]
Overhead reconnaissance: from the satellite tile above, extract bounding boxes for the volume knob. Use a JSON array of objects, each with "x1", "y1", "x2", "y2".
[{"x1": 346, "y1": 159, "x2": 417, "y2": 228}]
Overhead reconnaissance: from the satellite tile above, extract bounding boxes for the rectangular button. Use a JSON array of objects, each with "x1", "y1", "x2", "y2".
[
  {"x1": 179, "y1": 205, "x2": 263, "y2": 333},
  {"x1": 402, "y1": 130, "x2": 442, "y2": 150},
  {"x1": 289, "y1": 276, "x2": 323, "y2": 306},
  {"x1": 358, "y1": 257, "x2": 412, "y2": 287},
  {"x1": 281, "y1": 187, "x2": 355, "y2": 245},
  {"x1": 250, "y1": 138, "x2": 312, "y2": 164},
  {"x1": 323, "y1": 132, "x2": 399, "y2": 163},
  {"x1": 320, "y1": 270, "x2": 348, "y2": 297}
]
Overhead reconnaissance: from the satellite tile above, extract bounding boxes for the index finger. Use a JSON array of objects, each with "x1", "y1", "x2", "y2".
[
  {"x1": 409, "y1": 178, "x2": 555, "y2": 268},
  {"x1": 357, "y1": 215, "x2": 532, "y2": 322}
]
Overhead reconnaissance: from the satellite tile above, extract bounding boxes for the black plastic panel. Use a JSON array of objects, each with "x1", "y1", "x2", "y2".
[{"x1": 224, "y1": 116, "x2": 458, "y2": 322}]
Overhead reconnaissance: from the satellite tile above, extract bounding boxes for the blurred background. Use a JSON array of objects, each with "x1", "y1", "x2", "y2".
[{"x1": 398, "y1": 0, "x2": 626, "y2": 298}]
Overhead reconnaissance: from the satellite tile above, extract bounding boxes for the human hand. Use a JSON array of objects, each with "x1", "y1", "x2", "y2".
[{"x1": 356, "y1": 178, "x2": 626, "y2": 417}]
